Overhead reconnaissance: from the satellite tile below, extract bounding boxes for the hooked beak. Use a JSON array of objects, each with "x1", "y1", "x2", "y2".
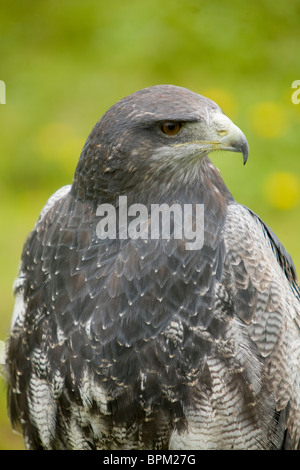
[
  {"x1": 209, "y1": 112, "x2": 249, "y2": 164},
  {"x1": 172, "y1": 112, "x2": 249, "y2": 165}
]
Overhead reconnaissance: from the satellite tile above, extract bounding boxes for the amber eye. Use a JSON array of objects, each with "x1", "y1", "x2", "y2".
[{"x1": 160, "y1": 121, "x2": 182, "y2": 136}]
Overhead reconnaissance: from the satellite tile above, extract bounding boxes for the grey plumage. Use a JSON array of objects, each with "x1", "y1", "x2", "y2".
[{"x1": 4, "y1": 85, "x2": 300, "y2": 449}]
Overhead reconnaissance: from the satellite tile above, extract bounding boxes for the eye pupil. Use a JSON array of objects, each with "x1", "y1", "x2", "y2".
[{"x1": 160, "y1": 121, "x2": 182, "y2": 135}]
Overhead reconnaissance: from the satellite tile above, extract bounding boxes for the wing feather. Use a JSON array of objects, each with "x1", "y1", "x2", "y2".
[{"x1": 224, "y1": 203, "x2": 300, "y2": 449}]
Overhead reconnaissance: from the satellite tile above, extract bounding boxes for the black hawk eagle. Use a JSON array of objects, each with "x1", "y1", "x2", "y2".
[{"x1": 4, "y1": 85, "x2": 300, "y2": 450}]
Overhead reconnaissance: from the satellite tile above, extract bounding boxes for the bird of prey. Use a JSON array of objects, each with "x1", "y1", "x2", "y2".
[{"x1": 5, "y1": 85, "x2": 300, "y2": 450}]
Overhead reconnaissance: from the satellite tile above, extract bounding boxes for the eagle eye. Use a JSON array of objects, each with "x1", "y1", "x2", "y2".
[{"x1": 160, "y1": 121, "x2": 182, "y2": 136}]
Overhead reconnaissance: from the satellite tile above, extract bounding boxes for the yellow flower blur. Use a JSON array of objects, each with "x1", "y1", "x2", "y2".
[
  {"x1": 264, "y1": 171, "x2": 300, "y2": 210},
  {"x1": 249, "y1": 101, "x2": 288, "y2": 138}
]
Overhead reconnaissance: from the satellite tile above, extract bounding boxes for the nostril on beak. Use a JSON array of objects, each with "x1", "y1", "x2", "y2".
[{"x1": 217, "y1": 129, "x2": 228, "y2": 137}]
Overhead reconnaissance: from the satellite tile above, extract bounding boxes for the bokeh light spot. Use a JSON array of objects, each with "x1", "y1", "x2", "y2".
[
  {"x1": 36, "y1": 122, "x2": 85, "y2": 172},
  {"x1": 249, "y1": 101, "x2": 287, "y2": 138},
  {"x1": 263, "y1": 171, "x2": 300, "y2": 210},
  {"x1": 202, "y1": 88, "x2": 237, "y2": 117}
]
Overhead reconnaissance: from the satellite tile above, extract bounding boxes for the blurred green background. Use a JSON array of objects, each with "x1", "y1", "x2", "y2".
[{"x1": 0, "y1": 0, "x2": 300, "y2": 450}]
